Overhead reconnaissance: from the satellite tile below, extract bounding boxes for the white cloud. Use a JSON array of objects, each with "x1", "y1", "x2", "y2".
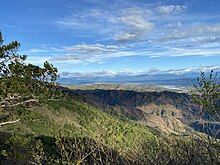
[
  {"x1": 117, "y1": 8, "x2": 152, "y2": 28},
  {"x1": 155, "y1": 5, "x2": 186, "y2": 15},
  {"x1": 160, "y1": 66, "x2": 220, "y2": 75},
  {"x1": 148, "y1": 46, "x2": 220, "y2": 58},
  {"x1": 162, "y1": 24, "x2": 220, "y2": 41},
  {"x1": 49, "y1": 50, "x2": 137, "y2": 63},
  {"x1": 63, "y1": 43, "x2": 119, "y2": 54},
  {"x1": 166, "y1": 21, "x2": 183, "y2": 28},
  {"x1": 49, "y1": 43, "x2": 128, "y2": 63},
  {"x1": 29, "y1": 46, "x2": 62, "y2": 53},
  {"x1": 115, "y1": 32, "x2": 137, "y2": 42},
  {"x1": 42, "y1": 4, "x2": 220, "y2": 64},
  {"x1": 54, "y1": 7, "x2": 153, "y2": 42},
  {"x1": 112, "y1": 7, "x2": 154, "y2": 42},
  {"x1": 60, "y1": 65, "x2": 220, "y2": 79},
  {"x1": 27, "y1": 38, "x2": 220, "y2": 65},
  {"x1": 60, "y1": 70, "x2": 119, "y2": 78},
  {"x1": 55, "y1": 17, "x2": 84, "y2": 29}
]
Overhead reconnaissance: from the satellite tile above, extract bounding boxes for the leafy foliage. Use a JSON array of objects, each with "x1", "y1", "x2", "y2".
[
  {"x1": 0, "y1": 31, "x2": 61, "y2": 110},
  {"x1": 1, "y1": 31, "x2": 220, "y2": 164},
  {"x1": 192, "y1": 70, "x2": 220, "y2": 114}
]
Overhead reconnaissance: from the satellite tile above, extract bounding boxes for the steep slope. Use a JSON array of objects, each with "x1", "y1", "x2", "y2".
[
  {"x1": 0, "y1": 99, "x2": 155, "y2": 152},
  {"x1": 1, "y1": 91, "x2": 219, "y2": 164},
  {"x1": 69, "y1": 89, "x2": 200, "y2": 134}
]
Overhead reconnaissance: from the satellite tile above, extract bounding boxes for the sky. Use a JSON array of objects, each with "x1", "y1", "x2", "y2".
[{"x1": 0, "y1": 0, "x2": 220, "y2": 78}]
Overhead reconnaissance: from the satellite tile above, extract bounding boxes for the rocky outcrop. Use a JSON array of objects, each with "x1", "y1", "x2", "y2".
[
  {"x1": 61, "y1": 87, "x2": 219, "y2": 136},
  {"x1": 67, "y1": 89, "x2": 200, "y2": 134}
]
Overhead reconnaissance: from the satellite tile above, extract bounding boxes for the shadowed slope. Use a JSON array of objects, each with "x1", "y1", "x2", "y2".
[{"x1": 68, "y1": 89, "x2": 200, "y2": 134}]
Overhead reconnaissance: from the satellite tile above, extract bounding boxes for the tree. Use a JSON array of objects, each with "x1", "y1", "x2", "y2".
[
  {"x1": 0, "y1": 31, "x2": 61, "y2": 126},
  {"x1": 192, "y1": 70, "x2": 220, "y2": 165},
  {"x1": 192, "y1": 70, "x2": 220, "y2": 114}
]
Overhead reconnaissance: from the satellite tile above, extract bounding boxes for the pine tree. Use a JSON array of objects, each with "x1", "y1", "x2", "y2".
[{"x1": 0, "y1": 31, "x2": 61, "y2": 126}]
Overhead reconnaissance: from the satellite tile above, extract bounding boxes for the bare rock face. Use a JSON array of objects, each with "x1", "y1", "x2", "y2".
[
  {"x1": 67, "y1": 89, "x2": 201, "y2": 135},
  {"x1": 137, "y1": 104, "x2": 192, "y2": 134},
  {"x1": 63, "y1": 87, "x2": 219, "y2": 136}
]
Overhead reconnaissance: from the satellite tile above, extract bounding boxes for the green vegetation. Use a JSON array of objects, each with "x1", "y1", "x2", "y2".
[
  {"x1": 1, "y1": 99, "x2": 155, "y2": 150},
  {"x1": 0, "y1": 31, "x2": 61, "y2": 110},
  {"x1": 0, "y1": 99, "x2": 156, "y2": 164},
  {"x1": 2, "y1": 98, "x2": 218, "y2": 165},
  {"x1": 0, "y1": 31, "x2": 220, "y2": 164},
  {"x1": 192, "y1": 70, "x2": 220, "y2": 113}
]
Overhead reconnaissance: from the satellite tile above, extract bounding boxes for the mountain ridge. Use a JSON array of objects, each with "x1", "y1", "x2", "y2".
[{"x1": 61, "y1": 87, "x2": 202, "y2": 134}]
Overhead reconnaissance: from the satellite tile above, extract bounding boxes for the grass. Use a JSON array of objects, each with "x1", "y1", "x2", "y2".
[
  {"x1": 0, "y1": 99, "x2": 155, "y2": 153},
  {"x1": 1, "y1": 99, "x2": 219, "y2": 164}
]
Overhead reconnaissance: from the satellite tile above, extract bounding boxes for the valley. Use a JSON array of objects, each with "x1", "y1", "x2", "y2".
[
  {"x1": 62, "y1": 86, "x2": 200, "y2": 135},
  {"x1": 1, "y1": 0, "x2": 220, "y2": 163}
]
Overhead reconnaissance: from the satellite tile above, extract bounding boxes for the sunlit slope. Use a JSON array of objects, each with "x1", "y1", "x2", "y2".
[{"x1": 0, "y1": 99, "x2": 155, "y2": 152}]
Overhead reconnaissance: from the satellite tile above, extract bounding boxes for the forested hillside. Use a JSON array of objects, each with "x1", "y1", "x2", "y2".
[{"x1": 0, "y1": 32, "x2": 220, "y2": 164}]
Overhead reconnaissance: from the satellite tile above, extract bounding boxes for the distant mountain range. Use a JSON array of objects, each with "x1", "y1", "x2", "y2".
[{"x1": 58, "y1": 71, "x2": 220, "y2": 87}]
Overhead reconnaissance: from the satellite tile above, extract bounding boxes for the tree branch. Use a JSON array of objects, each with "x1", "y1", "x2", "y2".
[
  {"x1": 0, "y1": 119, "x2": 20, "y2": 127},
  {"x1": 1, "y1": 99, "x2": 39, "y2": 108}
]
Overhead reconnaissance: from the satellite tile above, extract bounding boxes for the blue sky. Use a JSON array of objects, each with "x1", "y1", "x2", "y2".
[{"x1": 0, "y1": 0, "x2": 220, "y2": 77}]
